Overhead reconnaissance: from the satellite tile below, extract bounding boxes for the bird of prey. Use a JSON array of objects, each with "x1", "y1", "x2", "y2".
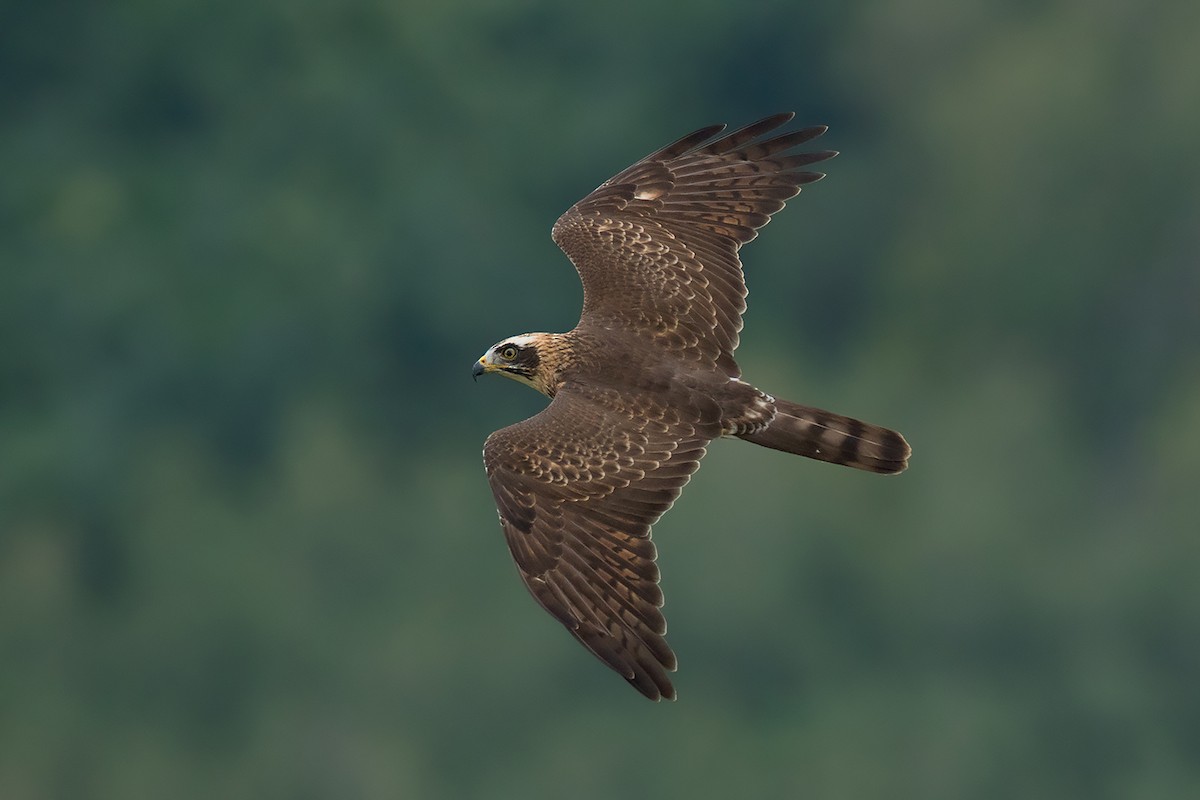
[{"x1": 473, "y1": 113, "x2": 910, "y2": 701}]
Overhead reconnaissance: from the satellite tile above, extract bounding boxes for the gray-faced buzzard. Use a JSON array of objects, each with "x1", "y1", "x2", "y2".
[{"x1": 474, "y1": 113, "x2": 910, "y2": 700}]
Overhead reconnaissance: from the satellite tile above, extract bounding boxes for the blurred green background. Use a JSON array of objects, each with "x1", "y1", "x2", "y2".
[{"x1": 3, "y1": 0, "x2": 1199, "y2": 797}]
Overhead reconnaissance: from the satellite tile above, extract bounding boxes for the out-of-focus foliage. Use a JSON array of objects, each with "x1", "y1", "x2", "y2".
[{"x1": 2, "y1": 0, "x2": 1198, "y2": 797}]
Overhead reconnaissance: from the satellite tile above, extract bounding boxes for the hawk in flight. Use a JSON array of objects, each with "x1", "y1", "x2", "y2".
[{"x1": 474, "y1": 113, "x2": 910, "y2": 700}]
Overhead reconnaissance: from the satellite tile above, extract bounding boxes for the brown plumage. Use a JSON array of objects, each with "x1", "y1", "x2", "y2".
[{"x1": 474, "y1": 113, "x2": 910, "y2": 701}]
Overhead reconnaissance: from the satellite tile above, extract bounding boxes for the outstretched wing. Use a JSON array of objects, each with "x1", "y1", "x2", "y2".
[
  {"x1": 483, "y1": 382, "x2": 722, "y2": 700},
  {"x1": 552, "y1": 112, "x2": 835, "y2": 376}
]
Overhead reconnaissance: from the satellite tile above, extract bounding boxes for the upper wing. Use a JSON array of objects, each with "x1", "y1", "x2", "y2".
[
  {"x1": 483, "y1": 382, "x2": 722, "y2": 700},
  {"x1": 552, "y1": 112, "x2": 835, "y2": 376}
]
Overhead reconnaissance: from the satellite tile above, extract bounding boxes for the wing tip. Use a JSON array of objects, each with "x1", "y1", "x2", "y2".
[
  {"x1": 757, "y1": 110, "x2": 797, "y2": 128},
  {"x1": 630, "y1": 673, "x2": 678, "y2": 702},
  {"x1": 649, "y1": 123, "x2": 728, "y2": 161}
]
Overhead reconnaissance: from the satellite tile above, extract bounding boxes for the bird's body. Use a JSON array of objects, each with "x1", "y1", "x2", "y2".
[{"x1": 475, "y1": 114, "x2": 910, "y2": 700}]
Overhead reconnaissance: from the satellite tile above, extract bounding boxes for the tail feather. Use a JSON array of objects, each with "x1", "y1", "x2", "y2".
[{"x1": 739, "y1": 398, "x2": 910, "y2": 474}]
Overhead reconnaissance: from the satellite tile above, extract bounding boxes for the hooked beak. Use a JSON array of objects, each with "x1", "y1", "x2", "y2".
[{"x1": 472, "y1": 357, "x2": 489, "y2": 381}]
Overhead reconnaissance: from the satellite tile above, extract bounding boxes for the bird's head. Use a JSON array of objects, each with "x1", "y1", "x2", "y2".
[{"x1": 473, "y1": 334, "x2": 548, "y2": 394}]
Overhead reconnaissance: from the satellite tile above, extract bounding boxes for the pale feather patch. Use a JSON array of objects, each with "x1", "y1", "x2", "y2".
[
  {"x1": 503, "y1": 333, "x2": 542, "y2": 348},
  {"x1": 634, "y1": 187, "x2": 666, "y2": 201}
]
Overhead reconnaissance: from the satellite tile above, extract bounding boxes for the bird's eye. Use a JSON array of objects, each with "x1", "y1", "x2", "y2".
[{"x1": 500, "y1": 346, "x2": 518, "y2": 361}]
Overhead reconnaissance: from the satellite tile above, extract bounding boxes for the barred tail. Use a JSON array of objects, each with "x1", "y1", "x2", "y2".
[{"x1": 738, "y1": 398, "x2": 910, "y2": 474}]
